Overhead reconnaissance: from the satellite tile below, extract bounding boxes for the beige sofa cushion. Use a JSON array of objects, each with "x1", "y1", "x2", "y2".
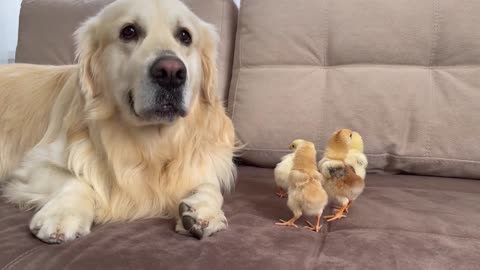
[
  {"x1": 228, "y1": 0, "x2": 480, "y2": 179},
  {"x1": 15, "y1": 0, "x2": 237, "y2": 101}
]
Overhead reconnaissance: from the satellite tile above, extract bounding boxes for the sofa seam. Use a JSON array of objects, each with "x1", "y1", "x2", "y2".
[
  {"x1": 426, "y1": 0, "x2": 440, "y2": 158},
  {"x1": 306, "y1": 227, "x2": 328, "y2": 270},
  {"x1": 218, "y1": 0, "x2": 226, "y2": 71},
  {"x1": 219, "y1": 0, "x2": 225, "y2": 47},
  {"x1": 320, "y1": 0, "x2": 330, "y2": 139},
  {"x1": 233, "y1": 64, "x2": 480, "y2": 69},
  {"x1": 328, "y1": 227, "x2": 480, "y2": 242},
  {"x1": 427, "y1": 70, "x2": 434, "y2": 158},
  {"x1": 429, "y1": 0, "x2": 440, "y2": 67},
  {"x1": 217, "y1": 0, "x2": 226, "y2": 102},
  {"x1": 230, "y1": 0, "x2": 243, "y2": 122},
  {"x1": 231, "y1": 69, "x2": 240, "y2": 123},
  {"x1": 367, "y1": 186, "x2": 480, "y2": 195},
  {"x1": 322, "y1": 0, "x2": 329, "y2": 67},
  {"x1": 2, "y1": 246, "x2": 43, "y2": 270},
  {"x1": 241, "y1": 148, "x2": 480, "y2": 163}
]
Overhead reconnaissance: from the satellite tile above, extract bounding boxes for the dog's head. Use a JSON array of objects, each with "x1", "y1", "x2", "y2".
[{"x1": 75, "y1": 0, "x2": 218, "y2": 126}]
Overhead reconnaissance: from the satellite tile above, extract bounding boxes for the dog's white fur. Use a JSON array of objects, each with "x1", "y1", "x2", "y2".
[{"x1": 0, "y1": 0, "x2": 236, "y2": 243}]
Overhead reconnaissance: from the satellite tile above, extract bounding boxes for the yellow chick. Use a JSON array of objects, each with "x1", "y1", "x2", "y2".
[
  {"x1": 345, "y1": 131, "x2": 368, "y2": 180},
  {"x1": 318, "y1": 129, "x2": 367, "y2": 222},
  {"x1": 275, "y1": 139, "x2": 328, "y2": 232},
  {"x1": 273, "y1": 144, "x2": 296, "y2": 198},
  {"x1": 273, "y1": 141, "x2": 301, "y2": 198}
]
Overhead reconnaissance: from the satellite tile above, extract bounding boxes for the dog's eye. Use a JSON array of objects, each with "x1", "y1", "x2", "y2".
[
  {"x1": 177, "y1": 28, "x2": 192, "y2": 46},
  {"x1": 120, "y1": 24, "x2": 138, "y2": 41}
]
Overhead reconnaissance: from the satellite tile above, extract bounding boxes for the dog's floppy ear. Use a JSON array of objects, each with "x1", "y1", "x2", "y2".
[
  {"x1": 199, "y1": 23, "x2": 220, "y2": 105},
  {"x1": 74, "y1": 17, "x2": 103, "y2": 97}
]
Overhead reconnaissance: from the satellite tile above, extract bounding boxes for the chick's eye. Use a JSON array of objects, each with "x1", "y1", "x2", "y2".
[
  {"x1": 120, "y1": 25, "x2": 138, "y2": 41},
  {"x1": 177, "y1": 28, "x2": 192, "y2": 46}
]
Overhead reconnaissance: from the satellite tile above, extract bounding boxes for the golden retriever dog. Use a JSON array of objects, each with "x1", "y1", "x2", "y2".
[{"x1": 0, "y1": 0, "x2": 236, "y2": 243}]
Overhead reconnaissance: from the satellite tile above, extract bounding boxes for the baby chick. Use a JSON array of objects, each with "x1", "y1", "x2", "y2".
[
  {"x1": 318, "y1": 129, "x2": 352, "y2": 179},
  {"x1": 345, "y1": 131, "x2": 368, "y2": 180},
  {"x1": 275, "y1": 139, "x2": 328, "y2": 232},
  {"x1": 319, "y1": 131, "x2": 368, "y2": 180},
  {"x1": 319, "y1": 129, "x2": 367, "y2": 222},
  {"x1": 273, "y1": 143, "x2": 297, "y2": 198}
]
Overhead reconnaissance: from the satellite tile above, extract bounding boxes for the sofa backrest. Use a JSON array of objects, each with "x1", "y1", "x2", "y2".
[
  {"x1": 15, "y1": 0, "x2": 238, "y2": 101},
  {"x1": 228, "y1": 0, "x2": 480, "y2": 179}
]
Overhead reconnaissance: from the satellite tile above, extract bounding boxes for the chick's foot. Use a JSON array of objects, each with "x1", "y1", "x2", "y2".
[
  {"x1": 324, "y1": 204, "x2": 348, "y2": 222},
  {"x1": 304, "y1": 215, "x2": 322, "y2": 232},
  {"x1": 275, "y1": 217, "x2": 299, "y2": 228},
  {"x1": 275, "y1": 188, "x2": 288, "y2": 198}
]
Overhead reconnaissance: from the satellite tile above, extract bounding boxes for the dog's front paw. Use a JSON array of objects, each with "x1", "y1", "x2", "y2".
[
  {"x1": 177, "y1": 202, "x2": 227, "y2": 239},
  {"x1": 30, "y1": 202, "x2": 93, "y2": 244}
]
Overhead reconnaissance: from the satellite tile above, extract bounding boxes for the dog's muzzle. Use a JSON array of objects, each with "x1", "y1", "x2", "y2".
[{"x1": 131, "y1": 55, "x2": 188, "y2": 122}]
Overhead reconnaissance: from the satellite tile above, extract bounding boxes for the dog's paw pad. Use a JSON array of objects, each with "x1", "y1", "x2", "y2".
[
  {"x1": 47, "y1": 233, "x2": 65, "y2": 244},
  {"x1": 181, "y1": 215, "x2": 196, "y2": 231},
  {"x1": 179, "y1": 202, "x2": 219, "y2": 239},
  {"x1": 182, "y1": 216, "x2": 210, "y2": 239},
  {"x1": 179, "y1": 202, "x2": 193, "y2": 214},
  {"x1": 179, "y1": 204, "x2": 204, "y2": 239}
]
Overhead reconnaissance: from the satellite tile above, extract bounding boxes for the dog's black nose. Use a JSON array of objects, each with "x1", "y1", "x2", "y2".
[{"x1": 150, "y1": 56, "x2": 187, "y2": 89}]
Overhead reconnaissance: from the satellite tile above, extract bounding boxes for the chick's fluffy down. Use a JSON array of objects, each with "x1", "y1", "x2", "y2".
[
  {"x1": 274, "y1": 153, "x2": 294, "y2": 191},
  {"x1": 287, "y1": 170, "x2": 328, "y2": 216}
]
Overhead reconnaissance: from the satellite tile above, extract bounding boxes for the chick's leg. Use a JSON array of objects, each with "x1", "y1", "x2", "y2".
[
  {"x1": 324, "y1": 198, "x2": 349, "y2": 222},
  {"x1": 277, "y1": 196, "x2": 301, "y2": 228},
  {"x1": 324, "y1": 205, "x2": 348, "y2": 222},
  {"x1": 304, "y1": 214, "x2": 322, "y2": 232},
  {"x1": 332, "y1": 206, "x2": 346, "y2": 213},
  {"x1": 276, "y1": 215, "x2": 301, "y2": 228},
  {"x1": 333, "y1": 200, "x2": 352, "y2": 213},
  {"x1": 276, "y1": 207, "x2": 301, "y2": 228},
  {"x1": 345, "y1": 200, "x2": 353, "y2": 213},
  {"x1": 275, "y1": 187, "x2": 288, "y2": 198}
]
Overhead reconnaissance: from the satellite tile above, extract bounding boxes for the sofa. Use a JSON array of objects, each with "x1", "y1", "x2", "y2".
[{"x1": 1, "y1": 0, "x2": 479, "y2": 269}]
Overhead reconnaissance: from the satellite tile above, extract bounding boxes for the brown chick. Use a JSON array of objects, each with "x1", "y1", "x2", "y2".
[
  {"x1": 319, "y1": 129, "x2": 365, "y2": 222},
  {"x1": 275, "y1": 139, "x2": 328, "y2": 232}
]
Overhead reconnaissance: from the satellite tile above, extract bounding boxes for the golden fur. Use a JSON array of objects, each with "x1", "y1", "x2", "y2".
[
  {"x1": 0, "y1": 0, "x2": 236, "y2": 242},
  {"x1": 0, "y1": 65, "x2": 75, "y2": 180}
]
